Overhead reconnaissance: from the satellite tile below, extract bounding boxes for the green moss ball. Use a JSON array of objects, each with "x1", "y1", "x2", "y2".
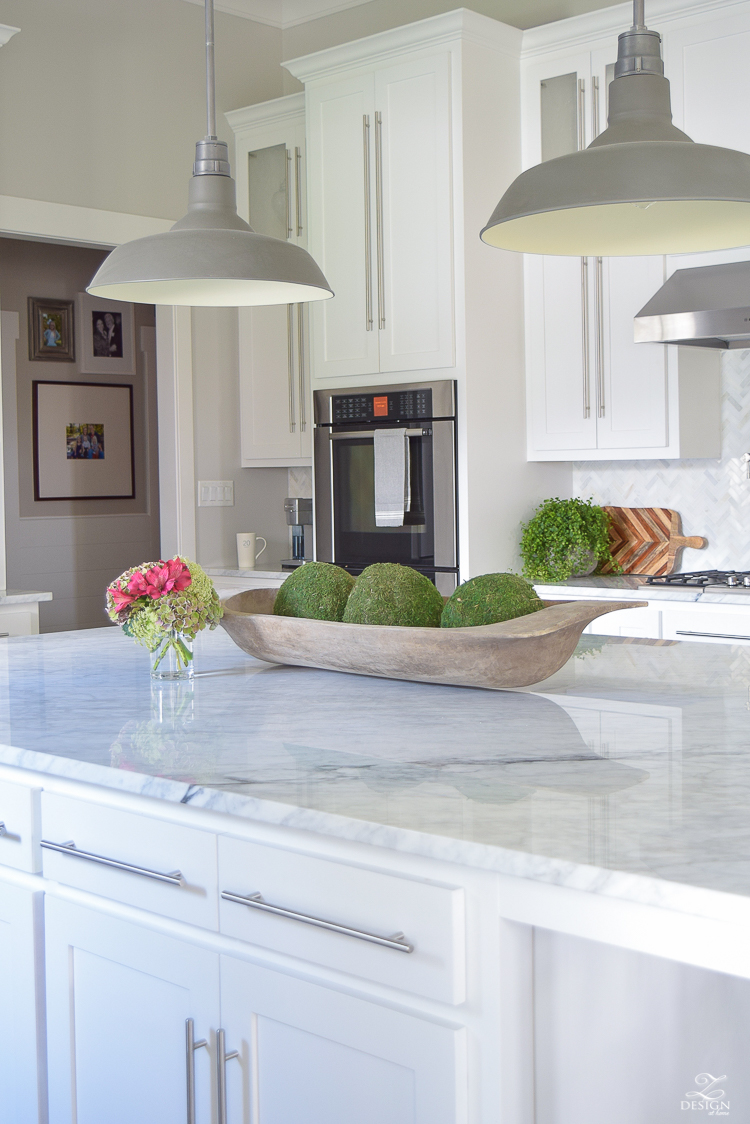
[
  {"x1": 273, "y1": 562, "x2": 355, "y2": 622},
  {"x1": 441, "y1": 573, "x2": 544, "y2": 628},
  {"x1": 342, "y1": 563, "x2": 444, "y2": 628}
]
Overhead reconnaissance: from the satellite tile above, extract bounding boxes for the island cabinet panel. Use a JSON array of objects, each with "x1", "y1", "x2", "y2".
[
  {"x1": 217, "y1": 834, "x2": 466, "y2": 1003},
  {"x1": 219, "y1": 953, "x2": 466, "y2": 1124},
  {"x1": 0, "y1": 775, "x2": 41, "y2": 872},
  {"x1": 533, "y1": 928, "x2": 750, "y2": 1124},
  {"x1": 40, "y1": 792, "x2": 219, "y2": 929},
  {"x1": 45, "y1": 898, "x2": 219, "y2": 1124},
  {"x1": 0, "y1": 879, "x2": 45, "y2": 1124}
]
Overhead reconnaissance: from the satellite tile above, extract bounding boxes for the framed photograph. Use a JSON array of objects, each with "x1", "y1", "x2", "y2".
[
  {"x1": 28, "y1": 298, "x2": 75, "y2": 361},
  {"x1": 32, "y1": 380, "x2": 135, "y2": 501},
  {"x1": 76, "y1": 292, "x2": 135, "y2": 375}
]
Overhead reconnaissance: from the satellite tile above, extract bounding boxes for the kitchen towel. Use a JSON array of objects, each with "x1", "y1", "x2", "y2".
[{"x1": 374, "y1": 428, "x2": 410, "y2": 527}]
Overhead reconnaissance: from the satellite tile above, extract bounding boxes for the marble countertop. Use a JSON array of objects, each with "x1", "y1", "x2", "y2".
[
  {"x1": 0, "y1": 590, "x2": 53, "y2": 605},
  {"x1": 4, "y1": 624, "x2": 750, "y2": 923},
  {"x1": 535, "y1": 574, "x2": 750, "y2": 606},
  {"x1": 205, "y1": 569, "x2": 289, "y2": 580}
]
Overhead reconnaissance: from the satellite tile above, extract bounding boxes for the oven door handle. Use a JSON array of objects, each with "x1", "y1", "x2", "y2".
[{"x1": 330, "y1": 428, "x2": 427, "y2": 440}]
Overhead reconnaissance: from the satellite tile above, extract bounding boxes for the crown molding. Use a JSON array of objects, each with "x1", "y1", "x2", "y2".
[
  {"x1": 521, "y1": 0, "x2": 750, "y2": 57},
  {"x1": 284, "y1": 8, "x2": 521, "y2": 84},
  {"x1": 225, "y1": 91, "x2": 304, "y2": 133},
  {"x1": 0, "y1": 25, "x2": 20, "y2": 48}
]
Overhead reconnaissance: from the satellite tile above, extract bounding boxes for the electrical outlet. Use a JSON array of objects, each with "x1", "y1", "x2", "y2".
[{"x1": 198, "y1": 480, "x2": 234, "y2": 507}]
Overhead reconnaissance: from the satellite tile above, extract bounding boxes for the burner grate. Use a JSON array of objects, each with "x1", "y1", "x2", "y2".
[{"x1": 644, "y1": 570, "x2": 750, "y2": 588}]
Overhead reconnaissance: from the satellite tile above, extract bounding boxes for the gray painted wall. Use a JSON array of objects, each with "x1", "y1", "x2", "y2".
[{"x1": 0, "y1": 237, "x2": 160, "y2": 631}]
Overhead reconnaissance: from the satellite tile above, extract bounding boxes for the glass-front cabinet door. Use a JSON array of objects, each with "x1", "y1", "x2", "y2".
[
  {"x1": 227, "y1": 94, "x2": 312, "y2": 466},
  {"x1": 523, "y1": 44, "x2": 669, "y2": 458}
]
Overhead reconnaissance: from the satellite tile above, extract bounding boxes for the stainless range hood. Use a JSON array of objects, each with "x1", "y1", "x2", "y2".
[{"x1": 635, "y1": 260, "x2": 750, "y2": 348}]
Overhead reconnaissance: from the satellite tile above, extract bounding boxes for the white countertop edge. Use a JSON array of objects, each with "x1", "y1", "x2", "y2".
[
  {"x1": 0, "y1": 590, "x2": 53, "y2": 605},
  {"x1": 2, "y1": 740, "x2": 748, "y2": 930},
  {"x1": 206, "y1": 569, "x2": 289, "y2": 580}
]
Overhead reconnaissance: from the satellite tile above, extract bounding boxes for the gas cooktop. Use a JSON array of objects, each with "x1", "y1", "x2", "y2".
[{"x1": 643, "y1": 570, "x2": 750, "y2": 588}]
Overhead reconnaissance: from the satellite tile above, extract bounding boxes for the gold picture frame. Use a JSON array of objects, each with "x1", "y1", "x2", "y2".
[{"x1": 28, "y1": 297, "x2": 75, "y2": 362}]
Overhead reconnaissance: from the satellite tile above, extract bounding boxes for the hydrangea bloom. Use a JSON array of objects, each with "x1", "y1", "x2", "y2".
[{"x1": 106, "y1": 557, "x2": 222, "y2": 670}]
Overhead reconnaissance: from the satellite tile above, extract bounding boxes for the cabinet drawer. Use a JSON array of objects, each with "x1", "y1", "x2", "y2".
[
  {"x1": 663, "y1": 610, "x2": 750, "y2": 645},
  {"x1": 0, "y1": 779, "x2": 41, "y2": 873},
  {"x1": 218, "y1": 835, "x2": 465, "y2": 1004},
  {"x1": 41, "y1": 793, "x2": 218, "y2": 929}
]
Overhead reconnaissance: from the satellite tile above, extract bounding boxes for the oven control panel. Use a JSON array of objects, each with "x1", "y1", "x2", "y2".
[{"x1": 331, "y1": 389, "x2": 433, "y2": 423}]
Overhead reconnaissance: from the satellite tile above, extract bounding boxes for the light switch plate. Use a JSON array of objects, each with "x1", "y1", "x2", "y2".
[{"x1": 198, "y1": 480, "x2": 234, "y2": 507}]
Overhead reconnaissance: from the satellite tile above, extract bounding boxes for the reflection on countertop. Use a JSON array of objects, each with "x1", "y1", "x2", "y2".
[{"x1": 2, "y1": 626, "x2": 750, "y2": 912}]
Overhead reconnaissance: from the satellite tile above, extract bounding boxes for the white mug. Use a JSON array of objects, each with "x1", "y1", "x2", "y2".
[{"x1": 236, "y1": 532, "x2": 267, "y2": 570}]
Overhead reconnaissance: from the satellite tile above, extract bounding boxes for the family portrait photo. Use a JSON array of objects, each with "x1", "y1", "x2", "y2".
[
  {"x1": 66, "y1": 423, "x2": 105, "y2": 460},
  {"x1": 77, "y1": 292, "x2": 135, "y2": 374},
  {"x1": 28, "y1": 297, "x2": 75, "y2": 361},
  {"x1": 92, "y1": 311, "x2": 123, "y2": 359}
]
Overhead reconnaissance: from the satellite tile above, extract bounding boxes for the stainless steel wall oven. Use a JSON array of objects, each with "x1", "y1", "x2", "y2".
[{"x1": 314, "y1": 380, "x2": 458, "y2": 594}]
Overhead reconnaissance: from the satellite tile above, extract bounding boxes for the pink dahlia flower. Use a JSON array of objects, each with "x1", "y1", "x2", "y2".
[{"x1": 128, "y1": 558, "x2": 192, "y2": 600}]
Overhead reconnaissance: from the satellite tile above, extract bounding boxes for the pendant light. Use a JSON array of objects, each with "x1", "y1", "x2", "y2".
[
  {"x1": 481, "y1": 0, "x2": 750, "y2": 257},
  {"x1": 87, "y1": 0, "x2": 333, "y2": 306}
]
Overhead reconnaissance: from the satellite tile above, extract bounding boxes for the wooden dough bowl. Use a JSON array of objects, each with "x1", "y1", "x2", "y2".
[{"x1": 220, "y1": 589, "x2": 648, "y2": 690}]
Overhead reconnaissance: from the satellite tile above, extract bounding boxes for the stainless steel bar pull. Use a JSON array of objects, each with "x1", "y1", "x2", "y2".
[
  {"x1": 0, "y1": 822, "x2": 6, "y2": 837},
  {"x1": 577, "y1": 78, "x2": 591, "y2": 420},
  {"x1": 581, "y1": 257, "x2": 591, "y2": 419},
  {"x1": 185, "y1": 1018, "x2": 207, "y2": 1124},
  {"x1": 216, "y1": 1029, "x2": 239, "y2": 1124},
  {"x1": 297, "y1": 304, "x2": 306, "y2": 432},
  {"x1": 362, "y1": 114, "x2": 373, "y2": 331},
  {"x1": 287, "y1": 305, "x2": 296, "y2": 433},
  {"x1": 374, "y1": 110, "x2": 386, "y2": 330},
  {"x1": 591, "y1": 75, "x2": 605, "y2": 419},
  {"x1": 285, "y1": 149, "x2": 293, "y2": 239},
  {"x1": 595, "y1": 256, "x2": 605, "y2": 417},
  {"x1": 221, "y1": 890, "x2": 414, "y2": 952},
  {"x1": 294, "y1": 146, "x2": 303, "y2": 236},
  {"x1": 41, "y1": 839, "x2": 183, "y2": 886}
]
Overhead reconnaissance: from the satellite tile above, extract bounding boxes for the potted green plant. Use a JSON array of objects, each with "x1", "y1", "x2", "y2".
[{"x1": 520, "y1": 497, "x2": 620, "y2": 583}]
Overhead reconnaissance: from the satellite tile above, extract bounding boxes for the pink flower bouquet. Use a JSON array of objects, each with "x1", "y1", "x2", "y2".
[{"x1": 106, "y1": 556, "x2": 222, "y2": 677}]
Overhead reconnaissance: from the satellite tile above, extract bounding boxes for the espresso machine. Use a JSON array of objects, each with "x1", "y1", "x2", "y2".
[{"x1": 282, "y1": 497, "x2": 313, "y2": 570}]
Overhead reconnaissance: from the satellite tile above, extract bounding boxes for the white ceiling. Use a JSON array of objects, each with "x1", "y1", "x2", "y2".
[{"x1": 180, "y1": 0, "x2": 628, "y2": 31}]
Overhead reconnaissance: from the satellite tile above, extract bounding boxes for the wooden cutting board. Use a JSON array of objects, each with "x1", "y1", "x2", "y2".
[{"x1": 600, "y1": 507, "x2": 707, "y2": 576}]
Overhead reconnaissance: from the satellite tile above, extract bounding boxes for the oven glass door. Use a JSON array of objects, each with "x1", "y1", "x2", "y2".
[{"x1": 332, "y1": 425, "x2": 436, "y2": 571}]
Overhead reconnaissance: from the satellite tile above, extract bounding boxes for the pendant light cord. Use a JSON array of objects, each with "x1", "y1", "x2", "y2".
[
  {"x1": 205, "y1": 0, "x2": 217, "y2": 140},
  {"x1": 632, "y1": 0, "x2": 645, "y2": 29}
]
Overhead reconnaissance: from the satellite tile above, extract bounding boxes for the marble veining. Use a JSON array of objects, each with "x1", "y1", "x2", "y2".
[{"x1": 3, "y1": 626, "x2": 750, "y2": 922}]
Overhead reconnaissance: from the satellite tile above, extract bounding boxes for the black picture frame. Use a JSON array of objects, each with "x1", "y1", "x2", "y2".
[{"x1": 32, "y1": 380, "x2": 135, "y2": 501}]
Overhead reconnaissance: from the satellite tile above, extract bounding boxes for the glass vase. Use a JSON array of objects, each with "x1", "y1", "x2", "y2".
[{"x1": 150, "y1": 630, "x2": 194, "y2": 680}]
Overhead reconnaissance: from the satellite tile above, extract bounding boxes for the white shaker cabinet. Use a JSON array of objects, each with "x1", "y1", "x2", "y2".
[
  {"x1": 0, "y1": 878, "x2": 45, "y2": 1124},
  {"x1": 45, "y1": 898, "x2": 219, "y2": 1124},
  {"x1": 301, "y1": 50, "x2": 454, "y2": 382},
  {"x1": 219, "y1": 953, "x2": 465, "y2": 1124},
  {"x1": 226, "y1": 94, "x2": 312, "y2": 466},
  {"x1": 522, "y1": 43, "x2": 720, "y2": 460}
]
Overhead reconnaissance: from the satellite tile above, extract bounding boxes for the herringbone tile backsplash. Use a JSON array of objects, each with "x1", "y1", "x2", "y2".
[{"x1": 573, "y1": 349, "x2": 750, "y2": 572}]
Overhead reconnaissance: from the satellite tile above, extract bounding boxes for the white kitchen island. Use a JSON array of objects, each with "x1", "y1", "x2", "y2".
[{"x1": 1, "y1": 624, "x2": 748, "y2": 1123}]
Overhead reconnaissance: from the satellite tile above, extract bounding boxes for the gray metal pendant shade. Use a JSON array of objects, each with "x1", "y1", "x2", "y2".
[
  {"x1": 88, "y1": 1, "x2": 333, "y2": 306},
  {"x1": 481, "y1": 1, "x2": 750, "y2": 256}
]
